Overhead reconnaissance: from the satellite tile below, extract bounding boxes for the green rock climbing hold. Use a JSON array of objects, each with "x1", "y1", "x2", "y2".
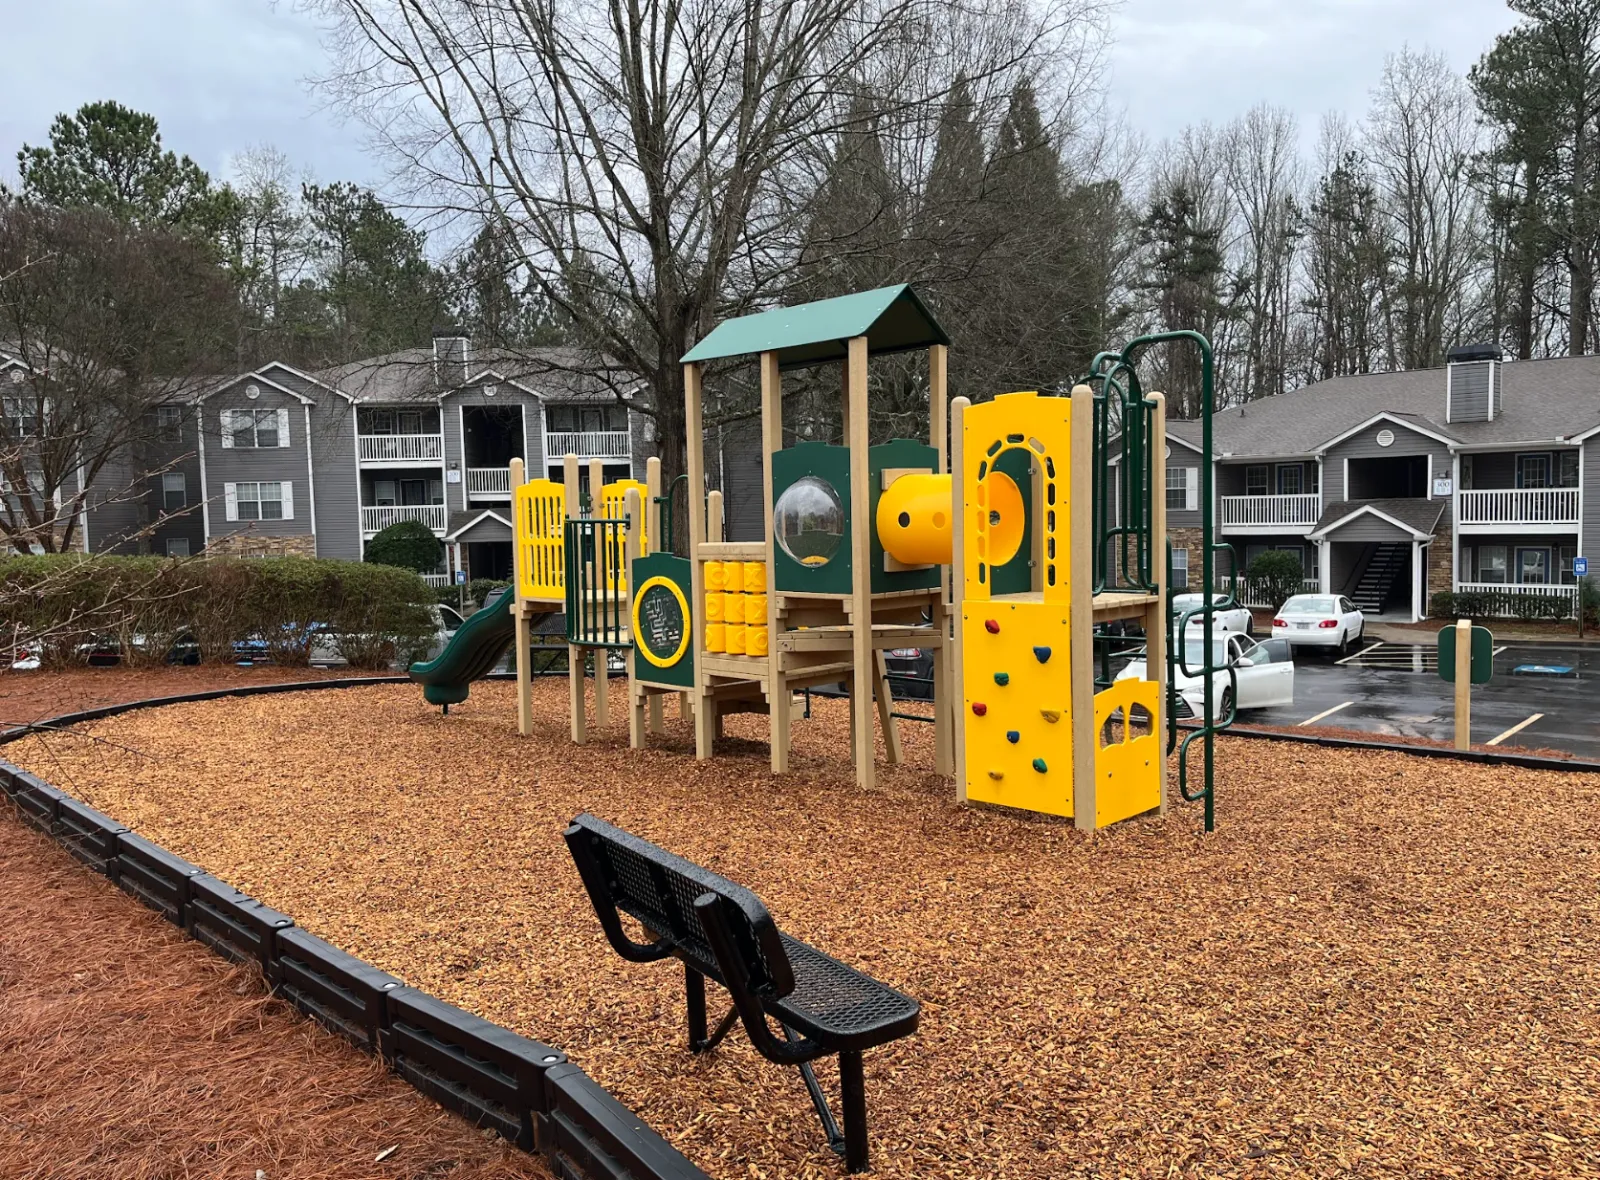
[
  {"x1": 1032, "y1": 757, "x2": 1048, "y2": 773},
  {"x1": 994, "y1": 671, "x2": 1010, "y2": 686}
]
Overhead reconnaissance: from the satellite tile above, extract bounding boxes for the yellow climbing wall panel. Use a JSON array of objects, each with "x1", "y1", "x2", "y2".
[
  {"x1": 1091, "y1": 678, "x2": 1162, "y2": 826},
  {"x1": 962, "y1": 600, "x2": 1074, "y2": 818}
]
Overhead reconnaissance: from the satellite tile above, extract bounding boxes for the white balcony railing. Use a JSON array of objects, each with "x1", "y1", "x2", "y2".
[
  {"x1": 358, "y1": 433, "x2": 443, "y2": 462},
  {"x1": 545, "y1": 429, "x2": 631, "y2": 460},
  {"x1": 361, "y1": 505, "x2": 447, "y2": 535},
  {"x1": 420, "y1": 573, "x2": 453, "y2": 588},
  {"x1": 1457, "y1": 488, "x2": 1579, "y2": 527},
  {"x1": 1219, "y1": 493, "x2": 1321, "y2": 529},
  {"x1": 1238, "y1": 576, "x2": 1323, "y2": 608},
  {"x1": 466, "y1": 467, "x2": 511, "y2": 498},
  {"x1": 1454, "y1": 581, "x2": 1578, "y2": 617}
]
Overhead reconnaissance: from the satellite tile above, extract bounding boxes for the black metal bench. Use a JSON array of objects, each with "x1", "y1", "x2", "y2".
[{"x1": 564, "y1": 813, "x2": 919, "y2": 1173}]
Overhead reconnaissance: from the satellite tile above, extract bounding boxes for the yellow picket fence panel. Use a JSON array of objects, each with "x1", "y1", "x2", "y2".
[{"x1": 515, "y1": 478, "x2": 566, "y2": 602}]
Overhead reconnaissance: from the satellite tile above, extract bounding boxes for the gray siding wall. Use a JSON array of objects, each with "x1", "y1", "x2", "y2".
[
  {"x1": 1585, "y1": 438, "x2": 1600, "y2": 568},
  {"x1": 443, "y1": 385, "x2": 538, "y2": 514},
  {"x1": 259, "y1": 365, "x2": 362, "y2": 560},
  {"x1": 1323, "y1": 420, "x2": 1451, "y2": 502},
  {"x1": 1448, "y1": 362, "x2": 1492, "y2": 423},
  {"x1": 201, "y1": 377, "x2": 312, "y2": 540},
  {"x1": 84, "y1": 413, "x2": 204, "y2": 556},
  {"x1": 1327, "y1": 516, "x2": 1413, "y2": 543}
]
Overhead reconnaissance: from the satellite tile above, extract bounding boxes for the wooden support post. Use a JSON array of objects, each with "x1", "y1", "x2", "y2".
[
  {"x1": 929, "y1": 345, "x2": 953, "y2": 777},
  {"x1": 589, "y1": 457, "x2": 610, "y2": 729},
  {"x1": 872, "y1": 649, "x2": 904, "y2": 766},
  {"x1": 1147, "y1": 393, "x2": 1168, "y2": 814},
  {"x1": 510, "y1": 457, "x2": 532, "y2": 737},
  {"x1": 761, "y1": 351, "x2": 790, "y2": 774},
  {"x1": 707, "y1": 490, "x2": 724, "y2": 543},
  {"x1": 950, "y1": 397, "x2": 969, "y2": 802},
  {"x1": 563, "y1": 454, "x2": 585, "y2": 745},
  {"x1": 1069, "y1": 386, "x2": 1096, "y2": 831},
  {"x1": 643, "y1": 456, "x2": 665, "y2": 731},
  {"x1": 625, "y1": 488, "x2": 646, "y2": 750},
  {"x1": 1454, "y1": 616, "x2": 1471, "y2": 751},
  {"x1": 684, "y1": 363, "x2": 713, "y2": 760},
  {"x1": 847, "y1": 336, "x2": 875, "y2": 791}
]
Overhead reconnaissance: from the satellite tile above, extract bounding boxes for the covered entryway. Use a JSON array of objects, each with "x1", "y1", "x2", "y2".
[
  {"x1": 447, "y1": 509, "x2": 514, "y2": 582},
  {"x1": 1310, "y1": 499, "x2": 1443, "y2": 623}
]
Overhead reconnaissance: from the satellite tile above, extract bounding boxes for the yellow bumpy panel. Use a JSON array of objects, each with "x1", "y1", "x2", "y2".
[
  {"x1": 1092, "y1": 679, "x2": 1162, "y2": 828},
  {"x1": 515, "y1": 478, "x2": 566, "y2": 602},
  {"x1": 962, "y1": 600, "x2": 1073, "y2": 818}
]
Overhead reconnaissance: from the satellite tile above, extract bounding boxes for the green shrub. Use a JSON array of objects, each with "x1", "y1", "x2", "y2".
[
  {"x1": 1429, "y1": 590, "x2": 1457, "y2": 618},
  {"x1": 242, "y1": 558, "x2": 346, "y2": 666},
  {"x1": 364, "y1": 520, "x2": 444, "y2": 574},
  {"x1": 187, "y1": 558, "x2": 254, "y2": 662},
  {"x1": 466, "y1": 579, "x2": 511, "y2": 611},
  {"x1": 1243, "y1": 550, "x2": 1305, "y2": 611},
  {"x1": 328, "y1": 563, "x2": 436, "y2": 669},
  {"x1": 1582, "y1": 576, "x2": 1600, "y2": 627}
]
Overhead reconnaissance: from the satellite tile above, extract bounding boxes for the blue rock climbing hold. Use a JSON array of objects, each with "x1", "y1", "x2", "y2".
[
  {"x1": 994, "y1": 671, "x2": 1010, "y2": 686},
  {"x1": 1006, "y1": 730, "x2": 1020, "y2": 744},
  {"x1": 1033, "y1": 645, "x2": 1051, "y2": 663}
]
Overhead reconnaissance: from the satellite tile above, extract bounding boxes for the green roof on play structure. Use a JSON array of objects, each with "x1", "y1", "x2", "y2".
[{"x1": 681, "y1": 284, "x2": 950, "y2": 369}]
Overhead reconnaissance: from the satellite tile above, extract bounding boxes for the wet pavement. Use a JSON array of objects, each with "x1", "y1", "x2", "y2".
[{"x1": 1244, "y1": 641, "x2": 1600, "y2": 759}]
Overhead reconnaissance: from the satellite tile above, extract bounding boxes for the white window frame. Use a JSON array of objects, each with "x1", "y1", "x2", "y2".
[
  {"x1": 1166, "y1": 466, "x2": 1198, "y2": 512},
  {"x1": 373, "y1": 479, "x2": 397, "y2": 507},
  {"x1": 224, "y1": 480, "x2": 292, "y2": 522},
  {"x1": 1244, "y1": 465, "x2": 1269, "y2": 496},
  {"x1": 166, "y1": 537, "x2": 191, "y2": 558},
  {"x1": 1170, "y1": 547, "x2": 1190, "y2": 589},
  {"x1": 1516, "y1": 452, "x2": 1551, "y2": 489},
  {"x1": 1477, "y1": 544, "x2": 1508, "y2": 584},
  {"x1": 157, "y1": 405, "x2": 184, "y2": 441},
  {"x1": 220, "y1": 407, "x2": 289, "y2": 449},
  {"x1": 161, "y1": 471, "x2": 186, "y2": 513},
  {"x1": 1516, "y1": 546, "x2": 1550, "y2": 585},
  {"x1": 1276, "y1": 463, "x2": 1304, "y2": 495},
  {"x1": 1557, "y1": 450, "x2": 1579, "y2": 489},
  {"x1": 2, "y1": 396, "x2": 37, "y2": 437}
]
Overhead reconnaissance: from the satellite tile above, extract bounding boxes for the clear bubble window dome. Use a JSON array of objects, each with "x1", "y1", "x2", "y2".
[{"x1": 773, "y1": 475, "x2": 845, "y2": 567}]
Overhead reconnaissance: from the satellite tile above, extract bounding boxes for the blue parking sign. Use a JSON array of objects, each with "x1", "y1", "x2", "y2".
[
  {"x1": 1576, "y1": 556, "x2": 1589, "y2": 578},
  {"x1": 455, "y1": 569, "x2": 467, "y2": 584}
]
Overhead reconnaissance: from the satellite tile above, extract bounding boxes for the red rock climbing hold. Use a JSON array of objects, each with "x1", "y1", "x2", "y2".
[
  {"x1": 971, "y1": 702, "x2": 987, "y2": 716},
  {"x1": 984, "y1": 618, "x2": 1000, "y2": 634}
]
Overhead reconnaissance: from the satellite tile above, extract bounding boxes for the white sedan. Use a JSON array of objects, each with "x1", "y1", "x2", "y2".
[
  {"x1": 1171, "y1": 592, "x2": 1253, "y2": 636},
  {"x1": 1272, "y1": 594, "x2": 1364, "y2": 657},
  {"x1": 1117, "y1": 632, "x2": 1294, "y2": 722}
]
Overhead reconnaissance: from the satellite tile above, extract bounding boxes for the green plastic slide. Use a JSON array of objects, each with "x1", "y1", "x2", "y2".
[{"x1": 409, "y1": 589, "x2": 540, "y2": 709}]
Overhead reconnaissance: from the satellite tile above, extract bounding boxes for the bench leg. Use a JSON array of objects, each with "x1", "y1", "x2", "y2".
[
  {"x1": 685, "y1": 965, "x2": 738, "y2": 1054},
  {"x1": 840, "y1": 1049, "x2": 868, "y2": 1173}
]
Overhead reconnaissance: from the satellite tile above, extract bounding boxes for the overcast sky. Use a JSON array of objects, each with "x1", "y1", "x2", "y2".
[{"x1": 0, "y1": 0, "x2": 1528, "y2": 196}]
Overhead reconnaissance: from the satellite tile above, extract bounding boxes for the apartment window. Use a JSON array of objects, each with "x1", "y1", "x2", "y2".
[
  {"x1": 367, "y1": 409, "x2": 395, "y2": 435},
  {"x1": 1518, "y1": 547, "x2": 1550, "y2": 584},
  {"x1": 1516, "y1": 453, "x2": 1551, "y2": 489},
  {"x1": 161, "y1": 472, "x2": 186, "y2": 513},
  {"x1": 225, "y1": 481, "x2": 291, "y2": 522},
  {"x1": 1476, "y1": 545, "x2": 1508, "y2": 584},
  {"x1": 547, "y1": 404, "x2": 628, "y2": 433},
  {"x1": 396, "y1": 410, "x2": 424, "y2": 435},
  {"x1": 1244, "y1": 465, "x2": 1268, "y2": 496},
  {"x1": 1277, "y1": 464, "x2": 1304, "y2": 495},
  {"x1": 1170, "y1": 547, "x2": 1189, "y2": 589},
  {"x1": 2, "y1": 397, "x2": 37, "y2": 437},
  {"x1": 1557, "y1": 451, "x2": 1579, "y2": 489},
  {"x1": 1558, "y1": 544, "x2": 1578, "y2": 585},
  {"x1": 157, "y1": 405, "x2": 183, "y2": 441},
  {"x1": 223, "y1": 407, "x2": 284, "y2": 448},
  {"x1": 373, "y1": 480, "x2": 398, "y2": 507},
  {"x1": 166, "y1": 537, "x2": 191, "y2": 558},
  {"x1": 1166, "y1": 466, "x2": 1197, "y2": 512},
  {"x1": 1459, "y1": 454, "x2": 1474, "y2": 490}
]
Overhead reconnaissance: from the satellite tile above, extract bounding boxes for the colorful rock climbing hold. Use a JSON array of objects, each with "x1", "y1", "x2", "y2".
[
  {"x1": 994, "y1": 671, "x2": 1010, "y2": 686},
  {"x1": 988, "y1": 770, "x2": 1004, "y2": 780},
  {"x1": 1006, "y1": 730, "x2": 1020, "y2": 744},
  {"x1": 1032, "y1": 757, "x2": 1048, "y2": 773},
  {"x1": 971, "y1": 702, "x2": 987, "y2": 716},
  {"x1": 984, "y1": 618, "x2": 1000, "y2": 634},
  {"x1": 1039, "y1": 709, "x2": 1060, "y2": 723},
  {"x1": 1033, "y1": 645, "x2": 1052, "y2": 663}
]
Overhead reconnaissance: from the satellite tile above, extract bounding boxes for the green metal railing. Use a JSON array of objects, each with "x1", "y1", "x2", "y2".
[
  {"x1": 1082, "y1": 331, "x2": 1227, "y2": 832},
  {"x1": 654, "y1": 473, "x2": 689, "y2": 557},
  {"x1": 563, "y1": 518, "x2": 633, "y2": 649}
]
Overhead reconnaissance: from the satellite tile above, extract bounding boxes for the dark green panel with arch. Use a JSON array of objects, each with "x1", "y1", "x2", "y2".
[{"x1": 988, "y1": 447, "x2": 1035, "y2": 596}]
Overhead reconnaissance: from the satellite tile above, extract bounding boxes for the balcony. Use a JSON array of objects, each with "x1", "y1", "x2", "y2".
[
  {"x1": 466, "y1": 467, "x2": 511, "y2": 501},
  {"x1": 545, "y1": 429, "x2": 630, "y2": 460},
  {"x1": 358, "y1": 434, "x2": 443, "y2": 464},
  {"x1": 1457, "y1": 488, "x2": 1579, "y2": 532},
  {"x1": 1219, "y1": 493, "x2": 1321, "y2": 533},
  {"x1": 361, "y1": 504, "x2": 447, "y2": 536}
]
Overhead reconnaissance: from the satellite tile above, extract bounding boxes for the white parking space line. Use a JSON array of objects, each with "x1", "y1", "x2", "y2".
[
  {"x1": 1299, "y1": 701, "x2": 1354, "y2": 726},
  {"x1": 1487, "y1": 713, "x2": 1544, "y2": 746},
  {"x1": 1492, "y1": 646, "x2": 1507, "y2": 655},
  {"x1": 1336, "y1": 640, "x2": 1382, "y2": 665}
]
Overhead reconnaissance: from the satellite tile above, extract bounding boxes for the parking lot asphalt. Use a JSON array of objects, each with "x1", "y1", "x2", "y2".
[{"x1": 1244, "y1": 640, "x2": 1600, "y2": 760}]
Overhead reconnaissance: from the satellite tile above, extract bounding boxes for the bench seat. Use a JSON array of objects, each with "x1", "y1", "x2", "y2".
[{"x1": 773, "y1": 935, "x2": 919, "y2": 1051}]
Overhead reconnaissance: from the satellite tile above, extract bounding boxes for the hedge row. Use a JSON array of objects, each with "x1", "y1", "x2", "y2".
[
  {"x1": 1428, "y1": 586, "x2": 1578, "y2": 622},
  {"x1": 0, "y1": 555, "x2": 437, "y2": 669}
]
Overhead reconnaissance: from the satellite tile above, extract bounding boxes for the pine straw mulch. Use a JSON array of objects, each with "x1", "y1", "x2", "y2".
[
  {"x1": 0, "y1": 806, "x2": 546, "y2": 1180},
  {"x1": 9, "y1": 679, "x2": 1600, "y2": 1179}
]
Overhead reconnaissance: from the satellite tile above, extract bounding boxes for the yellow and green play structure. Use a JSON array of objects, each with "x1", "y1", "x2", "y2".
[{"x1": 486, "y1": 284, "x2": 1198, "y2": 832}]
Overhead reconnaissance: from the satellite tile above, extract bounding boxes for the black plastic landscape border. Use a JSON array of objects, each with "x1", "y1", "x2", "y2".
[{"x1": 0, "y1": 674, "x2": 708, "y2": 1180}]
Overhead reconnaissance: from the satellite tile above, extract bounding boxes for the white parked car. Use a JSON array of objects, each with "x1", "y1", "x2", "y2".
[
  {"x1": 1272, "y1": 594, "x2": 1364, "y2": 657},
  {"x1": 1118, "y1": 632, "x2": 1295, "y2": 722},
  {"x1": 1170, "y1": 592, "x2": 1253, "y2": 636}
]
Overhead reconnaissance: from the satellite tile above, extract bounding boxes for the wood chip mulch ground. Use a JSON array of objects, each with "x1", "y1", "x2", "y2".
[
  {"x1": 0, "y1": 804, "x2": 546, "y2": 1180},
  {"x1": 10, "y1": 678, "x2": 1600, "y2": 1179}
]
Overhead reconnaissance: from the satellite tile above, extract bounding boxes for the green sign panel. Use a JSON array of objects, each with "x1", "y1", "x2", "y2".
[
  {"x1": 630, "y1": 553, "x2": 694, "y2": 687},
  {"x1": 1437, "y1": 624, "x2": 1493, "y2": 685}
]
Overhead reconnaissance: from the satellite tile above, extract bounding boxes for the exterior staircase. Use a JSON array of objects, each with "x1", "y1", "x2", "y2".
[{"x1": 1350, "y1": 542, "x2": 1408, "y2": 614}]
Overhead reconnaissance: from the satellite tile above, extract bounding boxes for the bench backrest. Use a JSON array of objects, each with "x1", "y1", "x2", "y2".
[{"x1": 564, "y1": 813, "x2": 795, "y2": 998}]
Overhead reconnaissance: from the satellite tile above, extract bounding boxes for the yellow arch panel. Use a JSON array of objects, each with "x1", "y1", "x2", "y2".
[
  {"x1": 1092, "y1": 678, "x2": 1162, "y2": 827},
  {"x1": 515, "y1": 478, "x2": 566, "y2": 602}
]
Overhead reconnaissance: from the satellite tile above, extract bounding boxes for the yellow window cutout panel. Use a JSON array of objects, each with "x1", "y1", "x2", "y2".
[
  {"x1": 1092, "y1": 678, "x2": 1162, "y2": 828},
  {"x1": 960, "y1": 601, "x2": 1074, "y2": 819},
  {"x1": 960, "y1": 392, "x2": 1071, "y2": 604}
]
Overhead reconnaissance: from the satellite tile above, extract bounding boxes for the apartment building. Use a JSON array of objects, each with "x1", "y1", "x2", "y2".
[
  {"x1": 1159, "y1": 346, "x2": 1600, "y2": 620},
  {"x1": 84, "y1": 334, "x2": 650, "y2": 584}
]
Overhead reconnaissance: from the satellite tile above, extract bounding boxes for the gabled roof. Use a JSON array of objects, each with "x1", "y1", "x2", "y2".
[
  {"x1": 319, "y1": 345, "x2": 629, "y2": 405},
  {"x1": 681, "y1": 284, "x2": 949, "y2": 369},
  {"x1": 1316, "y1": 411, "x2": 1458, "y2": 453},
  {"x1": 1309, "y1": 498, "x2": 1444, "y2": 541},
  {"x1": 445, "y1": 508, "x2": 513, "y2": 540},
  {"x1": 194, "y1": 370, "x2": 314, "y2": 405}
]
